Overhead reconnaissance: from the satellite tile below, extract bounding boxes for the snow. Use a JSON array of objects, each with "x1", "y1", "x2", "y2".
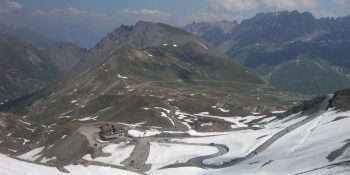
[
  {"x1": 18, "y1": 146, "x2": 45, "y2": 161},
  {"x1": 271, "y1": 110, "x2": 286, "y2": 113},
  {"x1": 200, "y1": 122, "x2": 212, "y2": 126},
  {"x1": 161, "y1": 112, "x2": 175, "y2": 126},
  {"x1": 82, "y1": 142, "x2": 134, "y2": 166},
  {"x1": 78, "y1": 116, "x2": 98, "y2": 121},
  {"x1": 58, "y1": 116, "x2": 70, "y2": 118},
  {"x1": 40, "y1": 156, "x2": 57, "y2": 163},
  {"x1": 0, "y1": 153, "x2": 140, "y2": 175},
  {"x1": 61, "y1": 110, "x2": 73, "y2": 115},
  {"x1": 146, "y1": 142, "x2": 217, "y2": 173},
  {"x1": 163, "y1": 44, "x2": 168, "y2": 46},
  {"x1": 18, "y1": 119, "x2": 31, "y2": 125},
  {"x1": 218, "y1": 108, "x2": 230, "y2": 112},
  {"x1": 66, "y1": 89, "x2": 77, "y2": 95},
  {"x1": 71, "y1": 100, "x2": 78, "y2": 104},
  {"x1": 118, "y1": 74, "x2": 128, "y2": 79},
  {"x1": 128, "y1": 129, "x2": 161, "y2": 137},
  {"x1": 22, "y1": 139, "x2": 30, "y2": 145},
  {"x1": 173, "y1": 44, "x2": 177, "y2": 47},
  {"x1": 197, "y1": 42, "x2": 208, "y2": 49}
]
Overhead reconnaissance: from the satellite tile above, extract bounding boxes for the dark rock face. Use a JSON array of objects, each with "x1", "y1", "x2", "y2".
[
  {"x1": 40, "y1": 130, "x2": 90, "y2": 166},
  {"x1": 329, "y1": 87, "x2": 350, "y2": 111},
  {"x1": 282, "y1": 95, "x2": 327, "y2": 117}
]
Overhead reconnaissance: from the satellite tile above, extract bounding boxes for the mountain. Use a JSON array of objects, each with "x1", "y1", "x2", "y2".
[
  {"x1": 184, "y1": 11, "x2": 350, "y2": 94},
  {"x1": 0, "y1": 33, "x2": 85, "y2": 103},
  {"x1": 183, "y1": 20, "x2": 238, "y2": 47},
  {"x1": 0, "y1": 33, "x2": 63, "y2": 103},
  {"x1": 0, "y1": 22, "x2": 307, "y2": 163},
  {"x1": 48, "y1": 42, "x2": 87, "y2": 74},
  {"x1": 0, "y1": 23, "x2": 56, "y2": 47}
]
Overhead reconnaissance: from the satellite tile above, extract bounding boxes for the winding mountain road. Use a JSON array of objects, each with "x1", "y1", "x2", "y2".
[{"x1": 187, "y1": 95, "x2": 333, "y2": 168}]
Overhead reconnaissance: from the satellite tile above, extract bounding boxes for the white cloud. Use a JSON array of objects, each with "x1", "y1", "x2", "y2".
[
  {"x1": 261, "y1": 0, "x2": 318, "y2": 11},
  {"x1": 0, "y1": 0, "x2": 21, "y2": 13},
  {"x1": 209, "y1": 0, "x2": 259, "y2": 12},
  {"x1": 120, "y1": 9, "x2": 171, "y2": 18},
  {"x1": 33, "y1": 7, "x2": 107, "y2": 19},
  {"x1": 332, "y1": 0, "x2": 350, "y2": 7},
  {"x1": 66, "y1": 7, "x2": 88, "y2": 15}
]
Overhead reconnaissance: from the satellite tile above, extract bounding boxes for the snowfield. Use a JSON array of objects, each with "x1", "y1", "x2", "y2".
[
  {"x1": 2, "y1": 109, "x2": 350, "y2": 174},
  {"x1": 82, "y1": 142, "x2": 134, "y2": 166},
  {"x1": 146, "y1": 142, "x2": 217, "y2": 173}
]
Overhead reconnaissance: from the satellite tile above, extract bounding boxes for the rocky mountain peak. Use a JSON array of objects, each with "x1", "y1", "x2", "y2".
[{"x1": 71, "y1": 21, "x2": 216, "y2": 74}]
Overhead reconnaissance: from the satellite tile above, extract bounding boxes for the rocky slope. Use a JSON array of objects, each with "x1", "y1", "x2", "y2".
[
  {"x1": 0, "y1": 33, "x2": 63, "y2": 103},
  {"x1": 329, "y1": 87, "x2": 350, "y2": 111},
  {"x1": 48, "y1": 42, "x2": 87, "y2": 74}
]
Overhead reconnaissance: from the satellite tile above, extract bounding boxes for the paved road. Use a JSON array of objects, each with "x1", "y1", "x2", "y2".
[
  {"x1": 187, "y1": 95, "x2": 333, "y2": 168},
  {"x1": 122, "y1": 137, "x2": 151, "y2": 172},
  {"x1": 161, "y1": 101, "x2": 188, "y2": 132}
]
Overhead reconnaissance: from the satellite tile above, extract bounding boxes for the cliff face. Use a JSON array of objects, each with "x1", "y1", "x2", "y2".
[{"x1": 329, "y1": 87, "x2": 350, "y2": 111}]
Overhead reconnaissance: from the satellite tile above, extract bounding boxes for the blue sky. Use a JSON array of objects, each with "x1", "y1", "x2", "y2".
[{"x1": 0, "y1": 0, "x2": 349, "y2": 29}]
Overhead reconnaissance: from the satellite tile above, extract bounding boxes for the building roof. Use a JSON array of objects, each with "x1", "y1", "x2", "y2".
[
  {"x1": 112, "y1": 124, "x2": 125, "y2": 130},
  {"x1": 102, "y1": 125, "x2": 113, "y2": 131},
  {"x1": 103, "y1": 135, "x2": 117, "y2": 139}
]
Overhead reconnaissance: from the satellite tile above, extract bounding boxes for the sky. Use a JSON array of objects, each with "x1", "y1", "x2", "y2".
[{"x1": 0, "y1": 0, "x2": 350, "y2": 29}]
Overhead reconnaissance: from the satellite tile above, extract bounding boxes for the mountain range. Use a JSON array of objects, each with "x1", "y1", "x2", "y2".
[
  {"x1": 184, "y1": 10, "x2": 350, "y2": 94},
  {"x1": 0, "y1": 33, "x2": 85, "y2": 103},
  {"x1": 0, "y1": 21, "x2": 306, "y2": 159}
]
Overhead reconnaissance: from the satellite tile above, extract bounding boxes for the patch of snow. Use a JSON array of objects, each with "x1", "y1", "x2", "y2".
[
  {"x1": 118, "y1": 74, "x2": 128, "y2": 79},
  {"x1": 128, "y1": 129, "x2": 161, "y2": 137},
  {"x1": 61, "y1": 135, "x2": 66, "y2": 139},
  {"x1": 58, "y1": 116, "x2": 70, "y2": 118},
  {"x1": 23, "y1": 139, "x2": 30, "y2": 145},
  {"x1": 40, "y1": 156, "x2": 57, "y2": 163},
  {"x1": 18, "y1": 119, "x2": 31, "y2": 125},
  {"x1": 48, "y1": 123, "x2": 56, "y2": 128},
  {"x1": 163, "y1": 44, "x2": 168, "y2": 46},
  {"x1": 200, "y1": 122, "x2": 213, "y2": 126},
  {"x1": 173, "y1": 44, "x2": 177, "y2": 47},
  {"x1": 146, "y1": 142, "x2": 217, "y2": 173},
  {"x1": 18, "y1": 146, "x2": 45, "y2": 161},
  {"x1": 78, "y1": 116, "x2": 98, "y2": 121},
  {"x1": 197, "y1": 42, "x2": 208, "y2": 49},
  {"x1": 82, "y1": 142, "x2": 134, "y2": 166},
  {"x1": 211, "y1": 106, "x2": 217, "y2": 108},
  {"x1": 71, "y1": 100, "x2": 78, "y2": 104},
  {"x1": 66, "y1": 89, "x2": 77, "y2": 95},
  {"x1": 61, "y1": 110, "x2": 73, "y2": 115},
  {"x1": 218, "y1": 108, "x2": 230, "y2": 112},
  {"x1": 271, "y1": 110, "x2": 286, "y2": 113}
]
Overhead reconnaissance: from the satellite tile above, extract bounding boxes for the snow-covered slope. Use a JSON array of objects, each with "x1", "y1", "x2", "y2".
[{"x1": 2, "y1": 109, "x2": 350, "y2": 174}]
